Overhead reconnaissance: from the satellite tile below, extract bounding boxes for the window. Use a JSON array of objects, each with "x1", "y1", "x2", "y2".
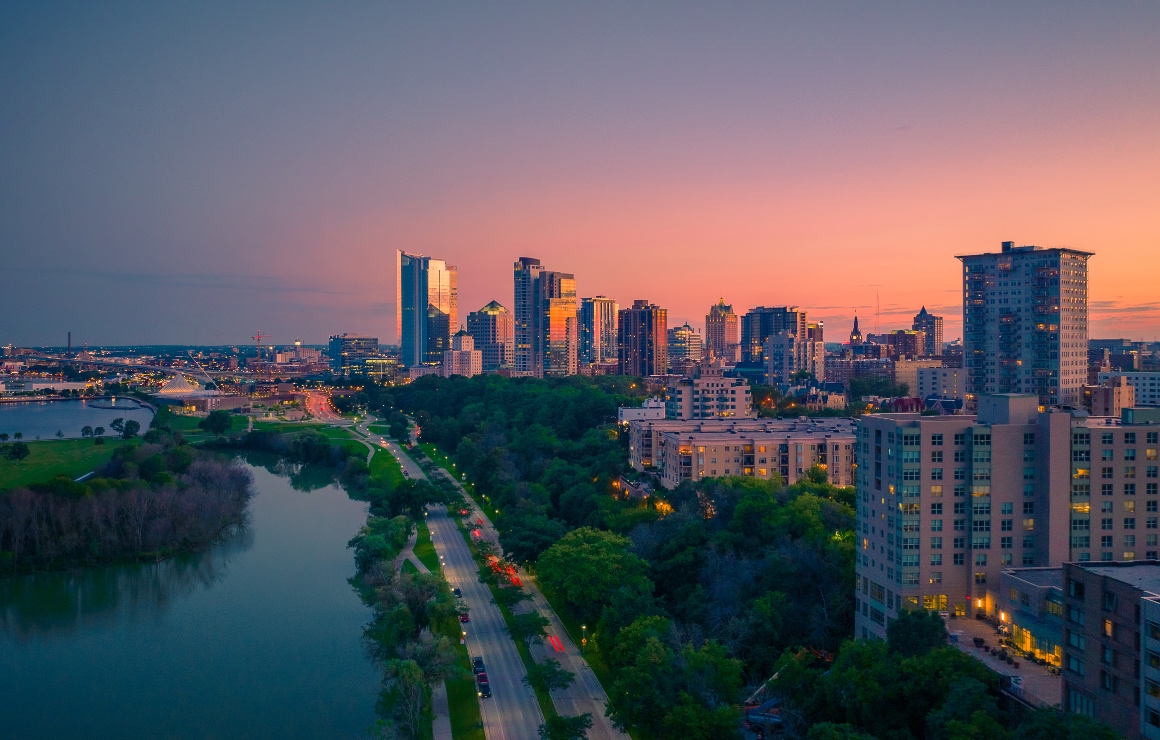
[
  {"x1": 1102, "y1": 483, "x2": 1115, "y2": 496},
  {"x1": 974, "y1": 572, "x2": 986, "y2": 584},
  {"x1": 1103, "y1": 619, "x2": 1114, "y2": 638},
  {"x1": 1068, "y1": 630, "x2": 1085, "y2": 649},
  {"x1": 1102, "y1": 518, "x2": 1113, "y2": 531},
  {"x1": 1023, "y1": 502, "x2": 1035, "y2": 514},
  {"x1": 1023, "y1": 535, "x2": 1034, "y2": 549},
  {"x1": 1067, "y1": 655, "x2": 1085, "y2": 675},
  {"x1": 953, "y1": 553, "x2": 965, "y2": 565},
  {"x1": 1069, "y1": 580, "x2": 1085, "y2": 599},
  {"x1": 902, "y1": 433, "x2": 920, "y2": 447},
  {"x1": 930, "y1": 537, "x2": 942, "y2": 549},
  {"x1": 931, "y1": 554, "x2": 942, "y2": 566},
  {"x1": 1126, "y1": 433, "x2": 1137, "y2": 445},
  {"x1": 1126, "y1": 517, "x2": 1137, "y2": 529},
  {"x1": 1103, "y1": 592, "x2": 1118, "y2": 611},
  {"x1": 954, "y1": 502, "x2": 966, "y2": 514},
  {"x1": 954, "y1": 433, "x2": 966, "y2": 446},
  {"x1": 1024, "y1": 449, "x2": 1036, "y2": 462},
  {"x1": 931, "y1": 434, "x2": 943, "y2": 446},
  {"x1": 1102, "y1": 467, "x2": 1114, "y2": 479},
  {"x1": 1001, "y1": 519, "x2": 1013, "y2": 531},
  {"x1": 931, "y1": 468, "x2": 943, "y2": 480},
  {"x1": 975, "y1": 553, "x2": 987, "y2": 566},
  {"x1": 1001, "y1": 536, "x2": 1012, "y2": 549},
  {"x1": 1023, "y1": 518, "x2": 1035, "y2": 531},
  {"x1": 1102, "y1": 432, "x2": 1114, "y2": 445},
  {"x1": 931, "y1": 520, "x2": 943, "y2": 532},
  {"x1": 1102, "y1": 535, "x2": 1114, "y2": 548},
  {"x1": 954, "y1": 450, "x2": 967, "y2": 463},
  {"x1": 1024, "y1": 433, "x2": 1035, "y2": 445}
]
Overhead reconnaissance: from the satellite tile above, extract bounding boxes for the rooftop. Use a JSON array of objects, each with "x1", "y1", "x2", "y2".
[
  {"x1": 1003, "y1": 567, "x2": 1062, "y2": 590},
  {"x1": 1078, "y1": 562, "x2": 1160, "y2": 595}
]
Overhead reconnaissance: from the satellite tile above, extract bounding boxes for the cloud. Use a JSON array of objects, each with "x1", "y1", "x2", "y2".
[{"x1": 1090, "y1": 300, "x2": 1160, "y2": 316}]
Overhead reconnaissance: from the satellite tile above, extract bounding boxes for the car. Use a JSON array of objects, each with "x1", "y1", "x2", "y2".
[
  {"x1": 460, "y1": 612, "x2": 470, "y2": 623},
  {"x1": 476, "y1": 673, "x2": 491, "y2": 698},
  {"x1": 472, "y1": 657, "x2": 485, "y2": 674},
  {"x1": 453, "y1": 587, "x2": 461, "y2": 597}
]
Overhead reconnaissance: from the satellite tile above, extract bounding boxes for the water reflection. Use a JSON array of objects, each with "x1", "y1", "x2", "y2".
[
  {"x1": 0, "y1": 528, "x2": 255, "y2": 640},
  {"x1": 243, "y1": 449, "x2": 337, "y2": 491}
]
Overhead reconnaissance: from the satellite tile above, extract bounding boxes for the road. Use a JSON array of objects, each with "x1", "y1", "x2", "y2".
[
  {"x1": 383, "y1": 441, "x2": 544, "y2": 740},
  {"x1": 305, "y1": 391, "x2": 345, "y2": 423},
  {"x1": 419, "y1": 456, "x2": 628, "y2": 740}
]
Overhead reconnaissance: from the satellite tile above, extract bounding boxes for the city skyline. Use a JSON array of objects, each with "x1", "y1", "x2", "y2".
[{"x1": 2, "y1": 4, "x2": 1160, "y2": 345}]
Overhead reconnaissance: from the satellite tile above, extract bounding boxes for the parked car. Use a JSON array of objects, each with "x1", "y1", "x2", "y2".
[
  {"x1": 472, "y1": 657, "x2": 485, "y2": 674},
  {"x1": 460, "y1": 612, "x2": 470, "y2": 623},
  {"x1": 477, "y1": 673, "x2": 491, "y2": 698},
  {"x1": 453, "y1": 587, "x2": 461, "y2": 597}
]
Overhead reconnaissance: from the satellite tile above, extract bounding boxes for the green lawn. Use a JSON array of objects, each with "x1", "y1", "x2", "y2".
[
  {"x1": 0, "y1": 438, "x2": 136, "y2": 490},
  {"x1": 401, "y1": 559, "x2": 420, "y2": 576},
  {"x1": 434, "y1": 614, "x2": 486, "y2": 740},
  {"x1": 251, "y1": 421, "x2": 326, "y2": 433},
  {"x1": 367, "y1": 424, "x2": 392, "y2": 435},
  {"x1": 369, "y1": 449, "x2": 405, "y2": 487},
  {"x1": 414, "y1": 519, "x2": 441, "y2": 572}
]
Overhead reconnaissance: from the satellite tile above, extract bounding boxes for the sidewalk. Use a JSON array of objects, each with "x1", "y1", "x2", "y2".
[{"x1": 946, "y1": 616, "x2": 1061, "y2": 709}]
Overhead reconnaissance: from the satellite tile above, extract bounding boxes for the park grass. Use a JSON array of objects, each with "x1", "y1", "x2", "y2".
[
  {"x1": 401, "y1": 559, "x2": 420, "y2": 576},
  {"x1": 369, "y1": 448, "x2": 405, "y2": 487},
  {"x1": 367, "y1": 424, "x2": 392, "y2": 435},
  {"x1": 251, "y1": 420, "x2": 326, "y2": 433},
  {"x1": 414, "y1": 519, "x2": 441, "y2": 572},
  {"x1": 0, "y1": 438, "x2": 135, "y2": 490}
]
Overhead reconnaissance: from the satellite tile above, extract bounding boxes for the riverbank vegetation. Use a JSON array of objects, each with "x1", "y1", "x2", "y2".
[
  {"x1": 0, "y1": 436, "x2": 252, "y2": 574},
  {"x1": 361, "y1": 373, "x2": 1123, "y2": 740}
]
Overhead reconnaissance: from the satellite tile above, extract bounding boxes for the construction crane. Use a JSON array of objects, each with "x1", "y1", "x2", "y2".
[{"x1": 252, "y1": 331, "x2": 270, "y2": 361}]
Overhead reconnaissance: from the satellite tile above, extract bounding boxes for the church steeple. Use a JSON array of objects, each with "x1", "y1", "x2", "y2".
[{"x1": 850, "y1": 315, "x2": 863, "y2": 346}]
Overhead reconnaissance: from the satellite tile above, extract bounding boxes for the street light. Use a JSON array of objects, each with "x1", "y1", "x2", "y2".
[{"x1": 582, "y1": 624, "x2": 587, "y2": 653}]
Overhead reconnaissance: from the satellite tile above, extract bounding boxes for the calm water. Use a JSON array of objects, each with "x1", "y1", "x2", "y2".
[
  {"x1": 0, "y1": 460, "x2": 381, "y2": 740},
  {"x1": 0, "y1": 398, "x2": 155, "y2": 440}
]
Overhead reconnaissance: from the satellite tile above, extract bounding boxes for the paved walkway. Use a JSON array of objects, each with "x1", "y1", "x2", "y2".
[
  {"x1": 431, "y1": 681, "x2": 453, "y2": 740},
  {"x1": 391, "y1": 528, "x2": 430, "y2": 574},
  {"x1": 946, "y1": 616, "x2": 1061, "y2": 709}
]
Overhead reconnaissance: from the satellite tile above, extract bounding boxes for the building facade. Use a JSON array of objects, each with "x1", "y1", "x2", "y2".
[
  {"x1": 1099, "y1": 372, "x2": 1160, "y2": 407},
  {"x1": 619, "y1": 300, "x2": 668, "y2": 377},
  {"x1": 917, "y1": 366, "x2": 966, "y2": 401},
  {"x1": 665, "y1": 358, "x2": 754, "y2": 420},
  {"x1": 328, "y1": 334, "x2": 379, "y2": 375},
  {"x1": 667, "y1": 323, "x2": 703, "y2": 367},
  {"x1": 396, "y1": 250, "x2": 457, "y2": 367},
  {"x1": 913, "y1": 307, "x2": 945, "y2": 357},
  {"x1": 741, "y1": 306, "x2": 808, "y2": 367},
  {"x1": 467, "y1": 300, "x2": 514, "y2": 372},
  {"x1": 513, "y1": 257, "x2": 544, "y2": 375},
  {"x1": 1085, "y1": 377, "x2": 1136, "y2": 418},
  {"x1": 958, "y1": 241, "x2": 1092, "y2": 407},
  {"x1": 442, "y1": 330, "x2": 482, "y2": 378},
  {"x1": 580, "y1": 296, "x2": 619, "y2": 365},
  {"x1": 705, "y1": 299, "x2": 740, "y2": 363}
]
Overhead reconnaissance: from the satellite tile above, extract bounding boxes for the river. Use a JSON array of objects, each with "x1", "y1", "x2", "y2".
[
  {"x1": 0, "y1": 458, "x2": 381, "y2": 739},
  {"x1": 0, "y1": 397, "x2": 155, "y2": 440}
]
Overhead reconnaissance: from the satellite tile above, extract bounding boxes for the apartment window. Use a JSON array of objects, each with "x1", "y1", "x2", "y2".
[
  {"x1": 1126, "y1": 518, "x2": 1137, "y2": 530},
  {"x1": 1023, "y1": 535, "x2": 1034, "y2": 549},
  {"x1": 1101, "y1": 449, "x2": 1115, "y2": 461},
  {"x1": 954, "y1": 433, "x2": 966, "y2": 446},
  {"x1": 1102, "y1": 483, "x2": 1115, "y2": 496},
  {"x1": 1023, "y1": 502, "x2": 1034, "y2": 514},
  {"x1": 1024, "y1": 433, "x2": 1035, "y2": 446},
  {"x1": 1102, "y1": 535, "x2": 1114, "y2": 548},
  {"x1": 930, "y1": 554, "x2": 942, "y2": 566},
  {"x1": 1126, "y1": 483, "x2": 1137, "y2": 496},
  {"x1": 1001, "y1": 502, "x2": 1013, "y2": 515},
  {"x1": 1022, "y1": 553, "x2": 1034, "y2": 565},
  {"x1": 1023, "y1": 518, "x2": 1035, "y2": 531},
  {"x1": 1150, "y1": 483, "x2": 1160, "y2": 496},
  {"x1": 1151, "y1": 432, "x2": 1159, "y2": 445},
  {"x1": 954, "y1": 450, "x2": 967, "y2": 463},
  {"x1": 931, "y1": 434, "x2": 943, "y2": 446},
  {"x1": 1069, "y1": 580, "x2": 1085, "y2": 599},
  {"x1": 1126, "y1": 433, "x2": 1137, "y2": 445},
  {"x1": 1103, "y1": 592, "x2": 1118, "y2": 611},
  {"x1": 975, "y1": 553, "x2": 987, "y2": 566},
  {"x1": 974, "y1": 572, "x2": 986, "y2": 584},
  {"x1": 1103, "y1": 432, "x2": 1115, "y2": 445},
  {"x1": 1103, "y1": 619, "x2": 1114, "y2": 638},
  {"x1": 1001, "y1": 536, "x2": 1012, "y2": 549},
  {"x1": 1102, "y1": 468, "x2": 1114, "y2": 479},
  {"x1": 931, "y1": 468, "x2": 943, "y2": 481},
  {"x1": 930, "y1": 537, "x2": 942, "y2": 549},
  {"x1": 1068, "y1": 630, "x2": 1085, "y2": 649},
  {"x1": 1024, "y1": 449, "x2": 1036, "y2": 462},
  {"x1": 931, "y1": 520, "x2": 943, "y2": 532},
  {"x1": 1127, "y1": 467, "x2": 1137, "y2": 479},
  {"x1": 1102, "y1": 518, "x2": 1114, "y2": 530},
  {"x1": 1001, "y1": 519, "x2": 1013, "y2": 532},
  {"x1": 954, "y1": 553, "x2": 965, "y2": 565}
]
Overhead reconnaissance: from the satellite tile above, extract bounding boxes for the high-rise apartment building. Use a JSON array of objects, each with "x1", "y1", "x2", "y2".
[
  {"x1": 513, "y1": 257, "x2": 544, "y2": 375},
  {"x1": 958, "y1": 241, "x2": 1092, "y2": 407},
  {"x1": 705, "y1": 299, "x2": 741, "y2": 363},
  {"x1": 580, "y1": 296, "x2": 619, "y2": 364},
  {"x1": 513, "y1": 258, "x2": 578, "y2": 377},
  {"x1": 619, "y1": 300, "x2": 668, "y2": 377},
  {"x1": 912, "y1": 307, "x2": 944, "y2": 357},
  {"x1": 854, "y1": 397, "x2": 1160, "y2": 643},
  {"x1": 806, "y1": 321, "x2": 826, "y2": 381},
  {"x1": 443, "y1": 330, "x2": 483, "y2": 378},
  {"x1": 397, "y1": 250, "x2": 457, "y2": 367},
  {"x1": 466, "y1": 301, "x2": 514, "y2": 372},
  {"x1": 741, "y1": 306, "x2": 808, "y2": 366},
  {"x1": 667, "y1": 323, "x2": 703, "y2": 366},
  {"x1": 665, "y1": 358, "x2": 752, "y2": 421},
  {"x1": 537, "y1": 271, "x2": 578, "y2": 377}
]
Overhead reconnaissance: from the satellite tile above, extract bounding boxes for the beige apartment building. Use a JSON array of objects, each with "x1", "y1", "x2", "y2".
[
  {"x1": 855, "y1": 396, "x2": 1160, "y2": 642},
  {"x1": 916, "y1": 366, "x2": 966, "y2": 400},
  {"x1": 893, "y1": 359, "x2": 944, "y2": 397},
  {"x1": 665, "y1": 358, "x2": 753, "y2": 420}
]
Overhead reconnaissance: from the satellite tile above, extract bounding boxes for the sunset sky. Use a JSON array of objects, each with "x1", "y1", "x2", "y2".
[{"x1": 2, "y1": 2, "x2": 1158, "y2": 346}]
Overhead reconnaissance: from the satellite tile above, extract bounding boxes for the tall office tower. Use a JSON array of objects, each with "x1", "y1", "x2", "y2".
[
  {"x1": 618, "y1": 300, "x2": 668, "y2": 377},
  {"x1": 536, "y1": 271, "x2": 578, "y2": 377},
  {"x1": 705, "y1": 299, "x2": 740, "y2": 362},
  {"x1": 425, "y1": 306, "x2": 451, "y2": 364},
  {"x1": 466, "y1": 301, "x2": 514, "y2": 372},
  {"x1": 328, "y1": 334, "x2": 379, "y2": 375},
  {"x1": 442, "y1": 330, "x2": 482, "y2": 378},
  {"x1": 513, "y1": 257, "x2": 544, "y2": 375},
  {"x1": 397, "y1": 250, "x2": 458, "y2": 367},
  {"x1": 912, "y1": 307, "x2": 944, "y2": 357},
  {"x1": 580, "y1": 296, "x2": 619, "y2": 364},
  {"x1": 667, "y1": 323, "x2": 703, "y2": 364},
  {"x1": 741, "y1": 306, "x2": 808, "y2": 366},
  {"x1": 958, "y1": 241, "x2": 1092, "y2": 407}
]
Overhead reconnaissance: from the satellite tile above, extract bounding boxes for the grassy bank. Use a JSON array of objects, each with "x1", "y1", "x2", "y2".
[
  {"x1": 414, "y1": 518, "x2": 441, "y2": 572},
  {"x1": 369, "y1": 448, "x2": 405, "y2": 487},
  {"x1": 0, "y1": 438, "x2": 136, "y2": 490}
]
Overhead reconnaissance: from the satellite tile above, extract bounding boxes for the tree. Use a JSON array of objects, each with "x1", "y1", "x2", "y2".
[
  {"x1": 199, "y1": 410, "x2": 233, "y2": 436},
  {"x1": 510, "y1": 610, "x2": 550, "y2": 644},
  {"x1": 81, "y1": 426, "x2": 93, "y2": 438},
  {"x1": 524, "y1": 659, "x2": 576, "y2": 693},
  {"x1": 807, "y1": 724, "x2": 876, "y2": 740},
  {"x1": 5, "y1": 442, "x2": 30, "y2": 461},
  {"x1": 109, "y1": 418, "x2": 125, "y2": 434},
  {"x1": 538, "y1": 714, "x2": 593, "y2": 740},
  {"x1": 93, "y1": 427, "x2": 105, "y2": 438},
  {"x1": 536, "y1": 527, "x2": 653, "y2": 623},
  {"x1": 887, "y1": 608, "x2": 947, "y2": 657},
  {"x1": 55, "y1": 430, "x2": 64, "y2": 439},
  {"x1": 1014, "y1": 708, "x2": 1122, "y2": 740},
  {"x1": 13, "y1": 432, "x2": 22, "y2": 440},
  {"x1": 381, "y1": 658, "x2": 427, "y2": 739},
  {"x1": 122, "y1": 419, "x2": 141, "y2": 439}
]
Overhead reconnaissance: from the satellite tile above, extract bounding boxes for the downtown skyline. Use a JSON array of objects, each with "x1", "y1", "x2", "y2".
[{"x1": 2, "y1": 3, "x2": 1159, "y2": 346}]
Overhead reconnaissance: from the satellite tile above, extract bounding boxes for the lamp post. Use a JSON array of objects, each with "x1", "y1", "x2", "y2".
[{"x1": 582, "y1": 624, "x2": 587, "y2": 653}]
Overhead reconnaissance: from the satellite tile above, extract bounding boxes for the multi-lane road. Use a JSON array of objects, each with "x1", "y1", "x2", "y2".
[{"x1": 380, "y1": 440, "x2": 544, "y2": 740}]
